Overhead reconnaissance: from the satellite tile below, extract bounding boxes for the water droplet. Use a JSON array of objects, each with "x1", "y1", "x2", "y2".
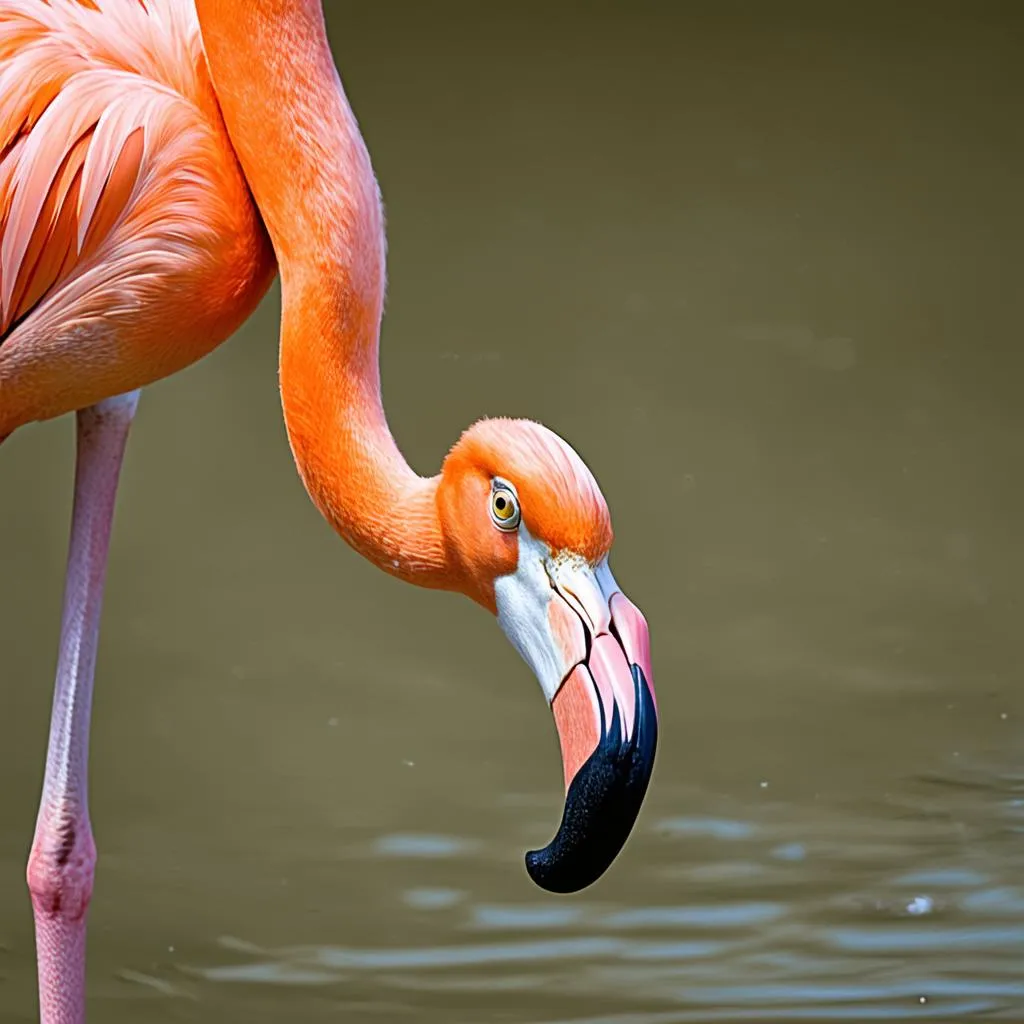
[{"x1": 906, "y1": 895, "x2": 934, "y2": 916}]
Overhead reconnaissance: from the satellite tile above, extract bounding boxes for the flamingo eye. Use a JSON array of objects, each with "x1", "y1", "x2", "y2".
[{"x1": 490, "y1": 485, "x2": 520, "y2": 531}]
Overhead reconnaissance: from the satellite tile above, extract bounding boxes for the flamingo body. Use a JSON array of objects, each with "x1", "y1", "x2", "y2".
[
  {"x1": 0, "y1": 0, "x2": 273, "y2": 437},
  {"x1": 1, "y1": 3, "x2": 659, "y2": 1021}
]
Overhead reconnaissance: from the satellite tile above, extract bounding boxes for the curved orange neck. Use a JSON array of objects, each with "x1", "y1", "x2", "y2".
[{"x1": 196, "y1": 0, "x2": 448, "y2": 586}]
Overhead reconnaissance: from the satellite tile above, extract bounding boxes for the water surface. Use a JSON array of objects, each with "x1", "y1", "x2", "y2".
[{"x1": 2, "y1": 2, "x2": 1023, "y2": 1021}]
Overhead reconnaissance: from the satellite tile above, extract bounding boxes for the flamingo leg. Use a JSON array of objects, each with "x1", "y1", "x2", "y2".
[{"x1": 26, "y1": 390, "x2": 140, "y2": 1024}]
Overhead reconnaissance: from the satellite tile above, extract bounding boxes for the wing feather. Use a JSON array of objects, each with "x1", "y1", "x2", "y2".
[{"x1": 0, "y1": 0, "x2": 227, "y2": 337}]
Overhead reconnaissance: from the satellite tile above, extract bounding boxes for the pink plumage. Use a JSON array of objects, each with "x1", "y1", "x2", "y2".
[{"x1": 0, "y1": 0, "x2": 272, "y2": 435}]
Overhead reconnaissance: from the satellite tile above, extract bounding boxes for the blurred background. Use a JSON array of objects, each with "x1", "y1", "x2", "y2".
[{"x1": 2, "y1": 1, "x2": 1024, "y2": 1020}]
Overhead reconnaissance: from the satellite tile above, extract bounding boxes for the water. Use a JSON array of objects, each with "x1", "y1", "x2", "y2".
[{"x1": 2, "y1": 2, "x2": 1023, "y2": 1021}]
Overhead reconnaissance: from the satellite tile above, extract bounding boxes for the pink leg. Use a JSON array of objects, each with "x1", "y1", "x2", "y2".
[{"x1": 26, "y1": 391, "x2": 140, "y2": 1024}]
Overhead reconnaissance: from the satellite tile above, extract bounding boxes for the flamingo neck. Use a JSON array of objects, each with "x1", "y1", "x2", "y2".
[{"x1": 195, "y1": 0, "x2": 448, "y2": 585}]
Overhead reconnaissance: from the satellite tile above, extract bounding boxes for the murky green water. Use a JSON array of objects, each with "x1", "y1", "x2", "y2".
[{"x1": 2, "y1": 2, "x2": 1024, "y2": 1021}]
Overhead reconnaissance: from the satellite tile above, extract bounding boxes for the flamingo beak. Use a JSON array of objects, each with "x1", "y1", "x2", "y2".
[{"x1": 494, "y1": 537, "x2": 658, "y2": 893}]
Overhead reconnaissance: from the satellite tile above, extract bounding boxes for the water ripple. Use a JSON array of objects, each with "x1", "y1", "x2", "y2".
[
  {"x1": 373, "y1": 833, "x2": 478, "y2": 858},
  {"x1": 193, "y1": 758, "x2": 1024, "y2": 1020},
  {"x1": 825, "y1": 925, "x2": 1024, "y2": 953},
  {"x1": 603, "y1": 904, "x2": 785, "y2": 929}
]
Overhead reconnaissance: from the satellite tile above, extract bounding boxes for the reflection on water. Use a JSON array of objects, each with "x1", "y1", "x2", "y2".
[
  {"x1": 374, "y1": 834, "x2": 480, "y2": 858},
  {"x1": 177, "y1": 760, "x2": 1024, "y2": 1021},
  {"x1": 2, "y1": 1, "x2": 1024, "y2": 1022}
]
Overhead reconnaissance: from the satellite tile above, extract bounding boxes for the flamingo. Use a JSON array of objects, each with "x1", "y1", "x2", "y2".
[{"x1": 0, "y1": 0, "x2": 659, "y2": 1020}]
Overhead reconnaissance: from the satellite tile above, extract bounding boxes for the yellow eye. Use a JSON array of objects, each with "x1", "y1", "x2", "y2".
[{"x1": 490, "y1": 485, "x2": 521, "y2": 530}]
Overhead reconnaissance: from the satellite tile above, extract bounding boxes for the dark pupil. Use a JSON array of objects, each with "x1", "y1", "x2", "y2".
[{"x1": 495, "y1": 496, "x2": 507, "y2": 510}]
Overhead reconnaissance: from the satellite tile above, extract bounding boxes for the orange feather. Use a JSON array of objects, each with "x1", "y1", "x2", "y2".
[{"x1": 0, "y1": 0, "x2": 274, "y2": 435}]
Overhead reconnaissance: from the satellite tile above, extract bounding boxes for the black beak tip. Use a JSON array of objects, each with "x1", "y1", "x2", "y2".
[
  {"x1": 524, "y1": 665, "x2": 658, "y2": 894},
  {"x1": 524, "y1": 847, "x2": 577, "y2": 894}
]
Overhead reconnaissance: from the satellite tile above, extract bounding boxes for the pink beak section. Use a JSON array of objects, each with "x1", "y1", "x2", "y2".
[{"x1": 526, "y1": 590, "x2": 658, "y2": 894}]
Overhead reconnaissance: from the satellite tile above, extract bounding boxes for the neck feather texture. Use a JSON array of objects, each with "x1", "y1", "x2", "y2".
[{"x1": 195, "y1": 0, "x2": 448, "y2": 585}]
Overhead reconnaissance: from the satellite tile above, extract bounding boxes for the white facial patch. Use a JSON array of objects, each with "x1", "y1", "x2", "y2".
[
  {"x1": 548, "y1": 553, "x2": 612, "y2": 636},
  {"x1": 594, "y1": 557, "x2": 621, "y2": 605},
  {"x1": 494, "y1": 529, "x2": 623, "y2": 706},
  {"x1": 494, "y1": 524, "x2": 567, "y2": 703}
]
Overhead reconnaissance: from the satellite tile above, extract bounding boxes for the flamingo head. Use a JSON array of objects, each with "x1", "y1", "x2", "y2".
[{"x1": 437, "y1": 418, "x2": 658, "y2": 893}]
